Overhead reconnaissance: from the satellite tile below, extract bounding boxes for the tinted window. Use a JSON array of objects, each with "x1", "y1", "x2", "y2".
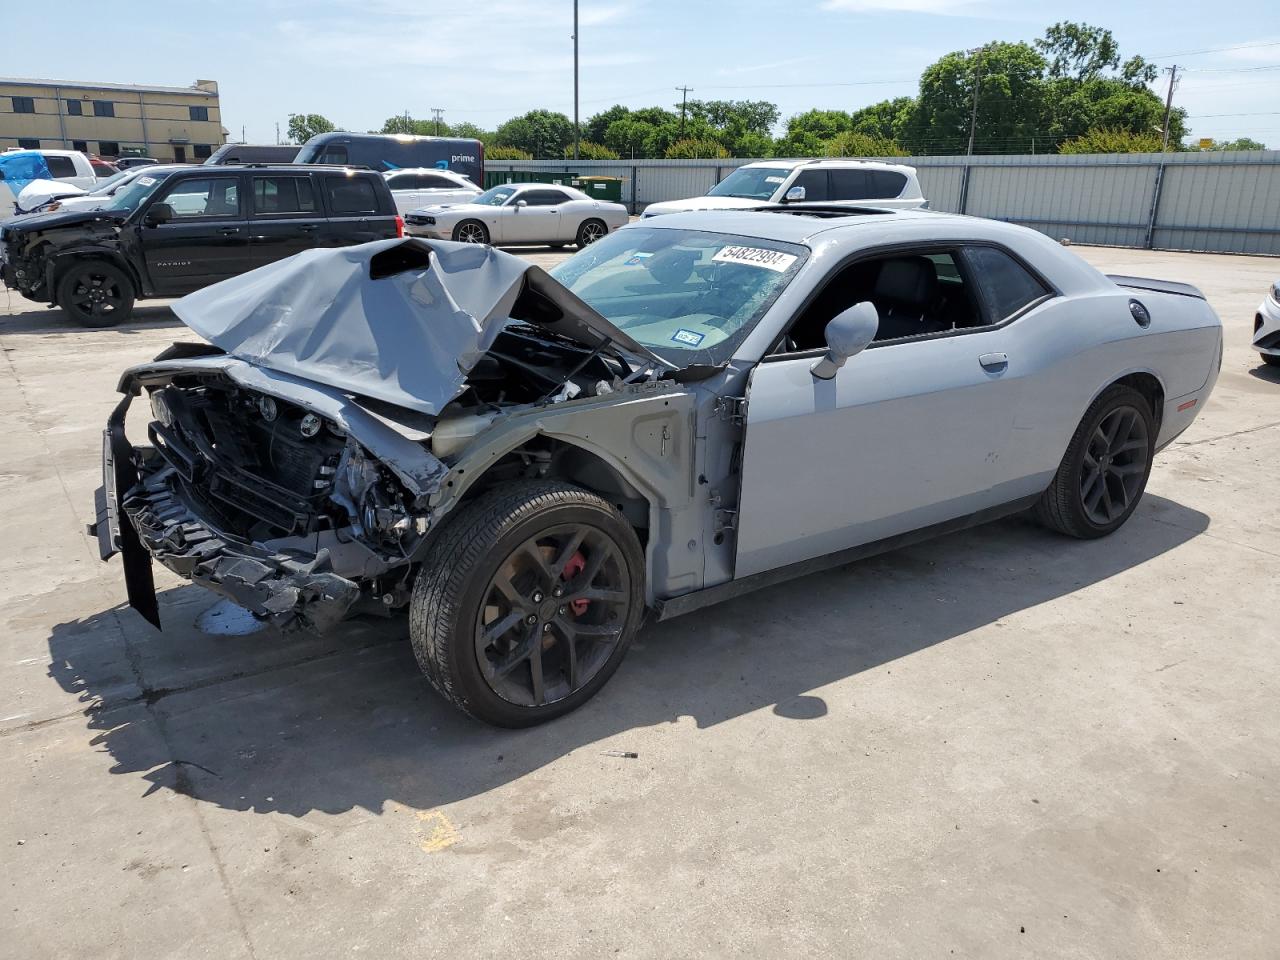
[
  {"x1": 421, "y1": 174, "x2": 462, "y2": 189},
  {"x1": 45, "y1": 156, "x2": 76, "y2": 177},
  {"x1": 964, "y1": 246, "x2": 1050, "y2": 321},
  {"x1": 253, "y1": 176, "x2": 316, "y2": 216},
  {"x1": 828, "y1": 169, "x2": 871, "y2": 200},
  {"x1": 793, "y1": 170, "x2": 829, "y2": 202},
  {"x1": 189, "y1": 105, "x2": 209, "y2": 122},
  {"x1": 66, "y1": 99, "x2": 83, "y2": 116},
  {"x1": 193, "y1": 144, "x2": 212, "y2": 160},
  {"x1": 90, "y1": 161, "x2": 117, "y2": 178},
  {"x1": 12, "y1": 96, "x2": 35, "y2": 114},
  {"x1": 323, "y1": 176, "x2": 379, "y2": 214},
  {"x1": 161, "y1": 178, "x2": 241, "y2": 218},
  {"x1": 93, "y1": 100, "x2": 115, "y2": 118},
  {"x1": 318, "y1": 146, "x2": 349, "y2": 165},
  {"x1": 386, "y1": 173, "x2": 423, "y2": 190},
  {"x1": 867, "y1": 170, "x2": 907, "y2": 198},
  {"x1": 521, "y1": 189, "x2": 571, "y2": 206}
]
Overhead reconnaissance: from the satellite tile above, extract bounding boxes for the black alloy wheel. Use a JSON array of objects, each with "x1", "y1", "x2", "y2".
[
  {"x1": 576, "y1": 219, "x2": 607, "y2": 247},
  {"x1": 57, "y1": 261, "x2": 135, "y2": 327},
  {"x1": 453, "y1": 220, "x2": 489, "y2": 244},
  {"x1": 1079, "y1": 405, "x2": 1150, "y2": 526}
]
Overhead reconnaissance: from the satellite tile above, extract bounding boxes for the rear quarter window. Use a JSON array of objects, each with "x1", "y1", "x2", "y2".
[
  {"x1": 323, "y1": 176, "x2": 380, "y2": 214},
  {"x1": 964, "y1": 246, "x2": 1051, "y2": 321},
  {"x1": 46, "y1": 155, "x2": 78, "y2": 178},
  {"x1": 866, "y1": 171, "x2": 907, "y2": 198}
]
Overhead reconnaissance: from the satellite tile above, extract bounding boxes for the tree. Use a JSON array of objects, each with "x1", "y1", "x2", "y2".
[
  {"x1": 602, "y1": 117, "x2": 653, "y2": 158},
  {"x1": 685, "y1": 99, "x2": 780, "y2": 155},
  {"x1": 1035, "y1": 21, "x2": 1120, "y2": 80},
  {"x1": 450, "y1": 122, "x2": 494, "y2": 144},
  {"x1": 486, "y1": 146, "x2": 533, "y2": 160},
  {"x1": 585, "y1": 105, "x2": 632, "y2": 145},
  {"x1": 494, "y1": 110, "x2": 575, "y2": 159},
  {"x1": 377, "y1": 115, "x2": 452, "y2": 137},
  {"x1": 825, "y1": 132, "x2": 908, "y2": 157},
  {"x1": 902, "y1": 42, "x2": 1047, "y2": 154},
  {"x1": 1207, "y1": 137, "x2": 1267, "y2": 151},
  {"x1": 565, "y1": 141, "x2": 620, "y2": 160},
  {"x1": 287, "y1": 113, "x2": 335, "y2": 144},
  {"x1": 1058, "y1": 127, "x2": 1165, "y2": 154},
  {"x1": 665, "y1": 138, "x2": 730, "y2": 159},
  {"x1": 1045, "y1": 77, "x2": 1186, "y2": 147},
  {"x1": 850, "y1": 97, "x2": 915, "y2": 140}
]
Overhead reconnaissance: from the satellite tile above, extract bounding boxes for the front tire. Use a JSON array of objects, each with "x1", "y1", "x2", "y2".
[
  {"x1": 1034, "y1": 384, "x2": 1155, "y2": 539},
  {"x1": 57, "y1": 260, "x2": 135, "y2": 327},
  {"x1": 452, "y1": 220, "x2": 490, "y2": 244},
  {"x1": 410, "y1": 480, "x2": 646, "y2": 727},
  {"x1": 576, "y1": 219, "x2": 607, "y2": 248}
]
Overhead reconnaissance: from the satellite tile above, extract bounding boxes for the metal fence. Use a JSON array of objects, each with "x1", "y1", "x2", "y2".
[{"x1": 487, "y1": 151, "x2": 1280, "y2": 256}]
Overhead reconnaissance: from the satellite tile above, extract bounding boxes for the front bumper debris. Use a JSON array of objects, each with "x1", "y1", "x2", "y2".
[{"x1": 90, "y1": 391, "x2": 361, "y2": 633}]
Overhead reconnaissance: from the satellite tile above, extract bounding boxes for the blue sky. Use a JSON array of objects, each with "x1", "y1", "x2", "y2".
[{"x1": 5, "y1": 0, "x2": 1278, "y2": 147}]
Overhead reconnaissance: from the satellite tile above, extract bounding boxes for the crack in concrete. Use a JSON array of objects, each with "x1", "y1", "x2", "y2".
[{"x1": 1177, "y1": 419, "x2": 1280, "y2": 447}]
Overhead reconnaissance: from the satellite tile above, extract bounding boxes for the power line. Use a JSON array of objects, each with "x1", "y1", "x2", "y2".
[{"x1": 1150, "y1": 39, "x2": 1280, "y2": 59}]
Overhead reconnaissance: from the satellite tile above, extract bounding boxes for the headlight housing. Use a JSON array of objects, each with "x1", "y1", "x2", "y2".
[{"x1": 1269, "y1": 281, "x2": 1280, "y2": 305}]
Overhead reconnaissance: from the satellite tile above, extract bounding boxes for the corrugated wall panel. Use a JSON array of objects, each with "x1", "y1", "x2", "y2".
[{"x1": 497, "y1": 153, "x2": 1280, "y2": 255}]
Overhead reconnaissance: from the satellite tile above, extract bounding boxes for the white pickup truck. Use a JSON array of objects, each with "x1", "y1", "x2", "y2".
[{"x1": 0, "y1": 149, "x2": 101, "y2": 217}]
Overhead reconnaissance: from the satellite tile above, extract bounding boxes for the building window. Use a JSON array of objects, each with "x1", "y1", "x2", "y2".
[
  {"x1": 66, "y1": 99, "x2": 83, "y2": 116},
  {"x1": 194, "y1": 143, "x2": 213, "y2": 160},
  {"x1": 12, "y1": 96, "x2": 36, "y2": 114},
  {"x1": 17, "y1": 138, "x2": 40, "y2": 149},
  {"x1": 190, "y1": 105, "x2": 209, "y2": 122},
  {"x1": 92, "y1": 100, "x2": 115, "y2": 118},
  {"x1": 98, "y1": 141, "x2": 120, "y2": 157},
  {"x1": 72, "y1": 140, "x2": 88, "y2": 152}
]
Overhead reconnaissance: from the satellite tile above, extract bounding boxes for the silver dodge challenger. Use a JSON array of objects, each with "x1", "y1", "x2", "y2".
[
  {"x1": 402, "y1": 182, "x2": 629, "y2": 248},
  {"x1": 92, "y1": 206, "x2": 1222, "y2": 726}
]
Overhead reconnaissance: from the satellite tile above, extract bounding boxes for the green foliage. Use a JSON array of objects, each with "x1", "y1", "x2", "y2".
[
  {"x1": 1058, "y1": 127, "x2": 1165, "y2": 154},
  {"x1": 824, "y1": 132, "x2": 909, "y2": 157},
  {"x1": 1045, "y1": 76, "x2": 1184, "y2": 146},
  {"x1": 494, "y1": 110, "x2": 575, "y2": 159},
  {"x1": 1207, "y1": 137, "x2": 1267, "y2": 151},
  {"x1": 850, "y1": 98, "x2": 915, "y2": 140},
  {"x1": 377, "y1": 115, "x2": 452, "y2": 136},
  {"x1": 565, "y1": 141, "x2": 620, "y2": 160},
  {"x1": 286, "y1": 113, "x2": 335, "y2": 144},
  {"x1": 450, "y1": 122, "x2": 494, "y2": 144},
  {"x1": 585, "y1": 105, "x2": 632, "y2": 144},
  {"x1": 685, "y1": 99, "x2": 780, "y2": 155},
  {"x1": 486, "y1": 146, "x2": 533, "y2": 161},
  {"x1": 664, "y1": 138, "x2": 730, "y2": 160},
  {"x1": 602, "y1": 117, "x2": 652, "y2": 157},
  {"x1": 1036, "y1": 21, "x2": 1119, "y2": 80}
]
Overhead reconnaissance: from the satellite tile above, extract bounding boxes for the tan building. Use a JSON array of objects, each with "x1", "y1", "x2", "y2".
[{"x1": 0, "y1": 77, "x2": 226, "y2": 162}]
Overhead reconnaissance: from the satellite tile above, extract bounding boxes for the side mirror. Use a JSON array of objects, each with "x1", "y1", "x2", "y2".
[
  {"x1": 514, "y1": 199, "x2": 528, "y2": 209},
  {"x1": 783, "y1": 185, "x2": 805, "y2": 203},
  {"x1": 811, "y1": 302, "x2": 879, "y2": 380},
  {"x1": 144, "y1": 202, "x2": 175, "y2": 226}
]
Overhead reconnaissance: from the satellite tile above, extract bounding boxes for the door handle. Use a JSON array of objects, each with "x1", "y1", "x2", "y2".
[
  {"x1": 218, "y1": 227, "x2": 240, "y2": 235},
  {"x1": 978, "y1": 352, "x2": 1008, "y2": 372},
  {"x1": 299, "y1": 224, "x2": 317, "y2": 232}
]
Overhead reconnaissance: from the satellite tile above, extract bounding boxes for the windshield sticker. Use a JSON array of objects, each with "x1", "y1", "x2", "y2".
[
  {"x1": 712, "y1": 246, "x2": 798, "y2": 273},
  {"x1": 625, "y1": 251, "x2": 654, "y2": 266},
  {"x1": 671, "y1": 328, "x2": 705, "y2": 347},
  {"x1": 764, "y1": 176, "x2": 786, "y2": 184},
  {"x1": 137, "y1": 177, "x2": 156, "y2": 186}
]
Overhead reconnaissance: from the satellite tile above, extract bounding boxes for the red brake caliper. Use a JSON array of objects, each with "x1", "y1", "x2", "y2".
[{"x1": 562, "y1": 552, "x2": 589, "y2": 616}]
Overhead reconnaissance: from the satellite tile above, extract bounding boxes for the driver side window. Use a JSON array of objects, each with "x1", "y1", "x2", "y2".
[{"x1": 780, "y1": 249, "x2": 986, "y2": 352}]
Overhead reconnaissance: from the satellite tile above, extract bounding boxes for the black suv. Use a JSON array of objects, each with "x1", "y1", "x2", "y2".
[{"x1": 0, "y1": 165, "x2": 401, "y2": 326}]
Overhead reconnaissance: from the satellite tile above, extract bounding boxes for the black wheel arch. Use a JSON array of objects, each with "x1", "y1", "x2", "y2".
[{"x1": 48, "y1": 248, "x2": 145, "y2": 304}]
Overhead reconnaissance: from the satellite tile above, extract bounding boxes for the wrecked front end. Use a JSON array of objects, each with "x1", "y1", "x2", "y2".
[{"x1": 93, "y1": 353, "x2": 450, "y2": 632}]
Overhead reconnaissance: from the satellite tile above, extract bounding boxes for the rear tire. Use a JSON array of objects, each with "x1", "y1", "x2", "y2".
[
  {"x1": 410, "y1": 480, "x2": 645, "y2": 727},
  {"x1": 1034, "y1": 384, "x2": 1155, "y2": 539},
  {"x1": 452, "y1": 220, "x2": 490, "y2": 244},
  {"x1": 56, "y1": 260, "x2": 135, "y2": 327},
  {"x1": 576, "y1": 219, "x2": 607, "y2": 248}
]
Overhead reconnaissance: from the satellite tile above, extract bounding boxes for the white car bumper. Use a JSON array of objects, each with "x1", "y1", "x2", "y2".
[{"x1": 1254, "y1": 290, "x2": 1280, "y2": 357}]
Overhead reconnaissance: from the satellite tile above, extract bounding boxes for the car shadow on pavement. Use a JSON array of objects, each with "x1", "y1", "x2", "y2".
[
  {"x1": 1247, "y1": 362, "x2": 1280, "y2": 384},
  {"x1": 47, "y1": 494, "x2": 1209, "y2": 819},
  {"x1": 0, "y1": 302, "x2": 182, "y2": 335}
]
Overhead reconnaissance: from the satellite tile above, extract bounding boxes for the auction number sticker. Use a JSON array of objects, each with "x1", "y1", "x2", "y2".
[
  {"x1": 671, "y1": 328, "x2": 705, "y2": 346},
  {"x1": 712, "y1": 245, "x2": 798, "y2": 273},
  {"x1": 137, "y1": 177, "x2": 156, "y2": 186}
]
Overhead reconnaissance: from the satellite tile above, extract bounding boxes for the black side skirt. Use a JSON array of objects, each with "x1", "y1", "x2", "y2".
[{"x1": 654, "y1": 495, "x2": 1040, "y2": 621}]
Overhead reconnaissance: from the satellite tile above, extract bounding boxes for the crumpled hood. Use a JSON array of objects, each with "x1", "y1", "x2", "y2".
[
  {"x1": 17, "y1": 178, "x2": 86, "y2": 211},
  {"x1": 643, "y1": 196, "x2": 766, "y2": 217},
  {"x1": 171, "y1": 237, "x2": 668, "y2": 416}
]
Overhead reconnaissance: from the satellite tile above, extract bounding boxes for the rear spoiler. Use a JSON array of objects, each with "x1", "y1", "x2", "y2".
[{"x1": 1107, "y1": 275, "x2": 1206, "y2": 300}]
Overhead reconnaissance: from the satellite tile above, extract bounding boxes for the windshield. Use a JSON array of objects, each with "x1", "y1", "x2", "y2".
[
  {"x1": 549, "y1": 227, "x2": 807, "y2": 366},
  {"x1": 472, "y1": 186, "x2": 516, "y2": 206},
  {"x1": 87, "y1": 170, "x2": 133, "y2": 196},
  {"x1": 707, "y1": 166, "x2": 791, "y2": 201},
  {"x1": 97, "y1": 172, "x2": 171, "y2": 213}
]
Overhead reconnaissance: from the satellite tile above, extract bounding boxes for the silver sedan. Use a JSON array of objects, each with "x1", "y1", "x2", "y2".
[{"x1": 403, "y1": 182, "x2": 629, "y2": 248}]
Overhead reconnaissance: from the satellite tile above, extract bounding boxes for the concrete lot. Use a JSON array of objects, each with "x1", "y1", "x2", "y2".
[{"x1": 1, "y1": 243, "x2": 1277, "y2": 959}]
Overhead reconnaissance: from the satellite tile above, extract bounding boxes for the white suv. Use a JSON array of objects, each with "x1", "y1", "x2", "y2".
[{"x1": 641, "y1": 158, "x2": 926, "y2": 218}]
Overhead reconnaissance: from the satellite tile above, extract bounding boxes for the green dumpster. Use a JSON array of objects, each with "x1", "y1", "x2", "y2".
[{"x1": 568, "y1": 176, "x2": 624, "y2": 202}]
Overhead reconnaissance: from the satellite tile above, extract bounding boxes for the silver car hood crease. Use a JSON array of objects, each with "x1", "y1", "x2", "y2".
[{"x1": 171, "y1": 237, "x2": 668, "y2": 416}]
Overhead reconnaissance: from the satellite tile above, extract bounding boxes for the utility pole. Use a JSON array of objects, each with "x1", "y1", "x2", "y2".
[
  {"x1": 676, "y1": 85, "x2": 693, "y2": 139},
  {"x1": 572, "y1": 0, "x2": 580, "y2": 160},
  {"x1": 241, "y1": 124, "x2": 246, "y2": 144},
  {"x1": 1161, "y1": 65, "x2": 1179, "y2": 151},
  {"x1": 274, "y1": 121, "x2": 280, "y2": 145},
  {"x1": 430, "y1": 108, "x2": 445, "y2": 135},
  {"x1": 966, "y1": 48, "x2": 985, "y2": 156}
]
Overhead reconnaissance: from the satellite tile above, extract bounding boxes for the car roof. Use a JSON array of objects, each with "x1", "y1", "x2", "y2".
[
  {"x1": 384, "y1": 167, "x2": 472, "y2": 178},
  {"x1": 741, "y1": 158, "x2": 917, "y2": 175}
]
